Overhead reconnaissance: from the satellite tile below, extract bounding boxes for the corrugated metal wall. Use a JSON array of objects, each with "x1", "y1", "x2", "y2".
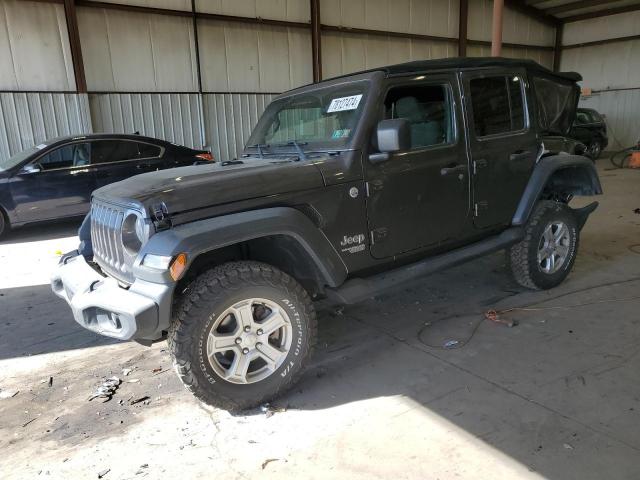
[
  {"x1": 0, "y1": 0, "x2": 565, "y2": 163},
  {"x1": 203, "y1": 93, "x2": 276, "y2": 160},
  {"x1": 0, "y1": 1, "x2": 75, "y2": 91},
  {"x1": 89, "y1": 93, "x2": 205, "y2": 150},
  {"x1": 78, "y1": 7, "x2": 199, "y2": 92},
  {"x1": 561, "y1": 11, "x2": 640, "y2": 150},
  {"x1": 0, "y1": 93, "x2": 92, "y2": 158},
  {"x1": 197, "y1": 21, "x2": 312, "y2": 92}
]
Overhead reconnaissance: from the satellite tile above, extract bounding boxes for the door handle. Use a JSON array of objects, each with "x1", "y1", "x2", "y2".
[
  {"x1": 510, "y1": 150, "x2": 532, "y2": 161},
  {"x1": 440, "y1": 164, "x2": 465, "y2": 176}
]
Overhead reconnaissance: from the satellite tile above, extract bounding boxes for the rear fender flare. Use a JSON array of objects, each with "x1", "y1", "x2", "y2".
[{"x1": 512, "y1": 154, "x2": 602, "y2": 226}]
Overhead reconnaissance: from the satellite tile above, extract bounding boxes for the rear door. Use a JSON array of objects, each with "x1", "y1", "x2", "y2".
[
  {"x1": 10, "y1": 142, "x2": 96, "y2": 222},
  {"x1": 92, "y1": 139, "x2": 164, "y2": 188},
  {"x1": 462, "y1": 69, "x2": 538, "y2": 229},
  {"x1": 365, "y1": 73, "x2": 471, "y2": 259}
]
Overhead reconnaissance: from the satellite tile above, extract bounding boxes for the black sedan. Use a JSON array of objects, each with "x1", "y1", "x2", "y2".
[
  {"x1": 0, "y1": 134, "x2": 213, "y2": 236},
  {"x1": 570, "y1": 108, "x2": 608, "y2": 159}
]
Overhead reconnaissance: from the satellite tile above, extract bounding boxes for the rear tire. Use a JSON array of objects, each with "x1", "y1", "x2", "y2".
[
  {"x1": 507, "y1": 201, "x2": 579, "y2": 290},
  {"x1": 168, "y1": 261, "x2": 316, "y2": 411},
  {"x1": 587, "y1": 140, "x2": 602, "y2": 160},
  {"x1": 0, "y1": 210, "x2": 7, "y2": 238}
]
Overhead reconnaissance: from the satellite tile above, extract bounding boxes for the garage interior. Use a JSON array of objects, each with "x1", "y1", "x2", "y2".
[{"x1": 1, "y1": 0, "x2": 640, "y2": 478}]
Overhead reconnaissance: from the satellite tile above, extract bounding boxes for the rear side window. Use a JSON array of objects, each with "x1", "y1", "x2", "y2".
[
  {"x1": 138, "y1": 143, "x2": 161, "y2": 158},
  {"x1": 470, "y1": 76, "x2": 526, "y2": 137},
  {"x1": 92, "y1": 140, "x2": 140, "y2": 164},
  {"x1": 384, "y1": 84, "x2": 454, "y2": 148}
]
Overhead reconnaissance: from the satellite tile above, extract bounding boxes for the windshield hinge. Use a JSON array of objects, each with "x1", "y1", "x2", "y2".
[{"x1": 152, "y1": 202, "x2": 172, "y2": 230}]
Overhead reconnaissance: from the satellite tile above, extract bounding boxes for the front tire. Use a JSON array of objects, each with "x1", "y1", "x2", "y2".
[
  {"x1": 168, "y1": 261, "x2": 316, "y2": 411},
  {"x1": 507, "y1": 201, "x2": 579, "y2": 290}
]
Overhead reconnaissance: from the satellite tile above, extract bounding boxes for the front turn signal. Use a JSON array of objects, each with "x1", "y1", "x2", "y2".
[{"x1": 169, "y1": 253, "x2": 188, "y2": 281}]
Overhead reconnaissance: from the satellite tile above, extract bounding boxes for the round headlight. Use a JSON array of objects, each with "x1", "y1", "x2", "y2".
[{"x1": 122, "y1": 213, "x2": 145, "y2": 255}]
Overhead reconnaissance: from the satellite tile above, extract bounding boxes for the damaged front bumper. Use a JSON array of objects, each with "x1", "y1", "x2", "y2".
[{"x1": 51, "y1": 251, "x2": 171, "y2": 341}]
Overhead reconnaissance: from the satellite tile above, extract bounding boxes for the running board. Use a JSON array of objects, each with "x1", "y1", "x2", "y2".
[{"x1": 325, "y1": 227, "x2": 524, "y2": 305}]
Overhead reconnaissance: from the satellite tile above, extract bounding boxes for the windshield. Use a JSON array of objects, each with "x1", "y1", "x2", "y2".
[
  {"x1": 246, "y1": 81, "x2": 369, "y2": 153},
  {"x1": 0, "y1": 143, "x2": 47, "y2": 171}
]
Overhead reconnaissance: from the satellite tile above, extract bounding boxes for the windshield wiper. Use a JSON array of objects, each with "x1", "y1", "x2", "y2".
[
  {"x1": 246, "y1": 143, "x2": 271, "y2": 159},
  {"x1": 272, "y1": 140, "x2": 308, "y2": 161}
]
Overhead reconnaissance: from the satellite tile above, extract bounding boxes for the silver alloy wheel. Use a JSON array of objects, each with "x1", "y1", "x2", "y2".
[
  {"x1": 206, "y1": 298, "x2": 293, "y2": 385},
  {"x1": 589, "y1": 141, "x2": 601, "y2": 159},
  {"x1": 537, "y1": 221, "x2": 571, "y2": 274}
]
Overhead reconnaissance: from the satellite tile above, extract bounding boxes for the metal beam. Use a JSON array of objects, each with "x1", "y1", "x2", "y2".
[
  {"x1": 458, "y1": 0, "x2": 468, "y2": 57},
  {"x1": 491, "y1": 0, "x2": 504, "y2": 56},
  {"x1": 63, "y1": 0, "x2": 87, "y2": 93},
  {"x1": 76, "y1": 0, "x2": 310, "y2": 29},
  {"x1": 310, "y1": 0, "x2": 322, "y2": 82},
  {"x1": 563, "y1": 3, "x2": 640, "y2": 22},
  {"x1": 563, "y1": 33, "x2": 640, "y2": 50},
  {"x1": 504, "y1": 0, "x2": 560, "y2": 27},
  {"x1": 553, "y1": 23, "x2": 563, "y2": 72},
  {"x1": 545, "y1": 0, "x2": 621, "y2": 16},
  {"x1": 191, "y1": 0, "x2": 202, "y2": 94}
]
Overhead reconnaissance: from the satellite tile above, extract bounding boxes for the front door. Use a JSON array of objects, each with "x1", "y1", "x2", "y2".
[
  {"x1": 461, "y1": 69, "x2": 539, "y2": 229},
  {"x1": 10, "y1": 142, "x2": 96, "y2": 223},
  {"x1": 365, "y1": 74, "x2": 471, "y2": 259}
]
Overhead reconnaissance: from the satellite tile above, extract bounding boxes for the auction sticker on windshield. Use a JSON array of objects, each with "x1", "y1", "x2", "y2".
[{"x1": 327, "y1": 94, "x2": 363, "y2": 113}]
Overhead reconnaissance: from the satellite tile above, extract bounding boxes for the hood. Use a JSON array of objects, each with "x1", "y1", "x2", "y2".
[{"x1": 93, "y1": 156, "x2": 325, "y2": 215}]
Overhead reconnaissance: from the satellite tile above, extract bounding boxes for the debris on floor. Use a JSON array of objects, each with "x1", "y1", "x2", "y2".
[
  {"x1": 122, "y1": 368, "x2": 132, "y2": 376},
  {"x1": 443, "y1": 339, "x2": 460, "y2": 348},
  {"x1": 260, "y1": 403, "x2": 287, "y2": 418},
  {"x1": 130, "y1": 396, "x2": 150, "y2": 406},
  {"x1": 633, "y1": 208, "x2": 640, "y2": 214},
  {"x1": 88, "y1": 377, "x2": 121, "y2": 402},
  {"x1": 261, "y1": 458, "x2": 280, "y2": 470},
  {"x1": 97, "y1": 468, "x2": 110, "y2": 478},
  {"x1": 485, "y1": 309, "x2": 518, "y2": 328},
  {"x1": 0, "y1": 388, "x2": 19, "y2": 399}
]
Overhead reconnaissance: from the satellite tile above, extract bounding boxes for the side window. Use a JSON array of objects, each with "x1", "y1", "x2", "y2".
[
  {"x1": 575, "y1": 111, "x2": 590, "y2": 125},
  {"x1": 470, "y1": 75, "x2": 526, "y2": 137},
  {"x1": 138, "y1": 143, "x2": 161, "y2": 158},
  {"x1": 92, "y1": 140, "x2": 140, "y2": 164},
  {"x1": 384, "y1": 84, "x2": 453, "y2": 149},
  {"x1": 38, "y1": 143, "x2": 91, "y2": 170}
]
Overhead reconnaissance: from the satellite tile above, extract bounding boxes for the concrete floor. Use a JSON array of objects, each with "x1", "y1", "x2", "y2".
[{"x1": 1, "y1": 161, "x2": 639, "y2": 479}]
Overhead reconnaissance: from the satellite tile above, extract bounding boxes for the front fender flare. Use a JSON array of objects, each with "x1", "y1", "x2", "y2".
[
  {"x1": 135, "y1": 207, "x2": 348, "y2": 288},
  {"x1": 512, "y1": 154, "x2": 602, "y2": 226}
]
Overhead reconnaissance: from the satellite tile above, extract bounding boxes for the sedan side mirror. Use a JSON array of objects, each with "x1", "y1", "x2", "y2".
[
  {"x1": 20, "y1": 164, "x2": 41, "y2": 175},
  {"x1": 369, "y1": 118, "x2": 411, "y2": 164}
]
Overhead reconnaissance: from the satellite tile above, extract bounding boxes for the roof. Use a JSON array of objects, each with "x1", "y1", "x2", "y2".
[{"x1": 326, "y1": 57, "x2": 582, "y2": 83}]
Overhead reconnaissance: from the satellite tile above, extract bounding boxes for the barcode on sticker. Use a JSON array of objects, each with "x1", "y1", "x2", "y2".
[{"x1": 327, "y1": 94, "x2": 363, "y2": 113}]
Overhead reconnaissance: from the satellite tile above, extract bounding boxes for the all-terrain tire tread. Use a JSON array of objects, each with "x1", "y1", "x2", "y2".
[{"x1": 167, "y1": 261, "x2": 317, "y2": 411}]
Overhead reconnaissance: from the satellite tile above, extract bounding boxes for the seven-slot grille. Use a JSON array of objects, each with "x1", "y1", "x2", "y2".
[{"x1": 91, "y1": 200, "x2": 135, "y2": 284}]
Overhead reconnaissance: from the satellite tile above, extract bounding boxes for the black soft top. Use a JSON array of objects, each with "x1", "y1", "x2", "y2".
[{"x1": 328, "y1": 57, "x2": 581, "y2": 83}]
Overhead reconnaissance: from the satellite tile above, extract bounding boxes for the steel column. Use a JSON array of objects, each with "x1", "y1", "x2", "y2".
[
  {"x1": 310, "y1": 0, "x2": 322, "y2": 83},
  {"x1": 63, "y1": 0, "x2": 87, "y2": 93},
  {"x1": 458, "y1": 0, "x2": 468, "y2": 57},
  {"x1": 491, "y1": 0, "x2": 504, "y2": 57}
]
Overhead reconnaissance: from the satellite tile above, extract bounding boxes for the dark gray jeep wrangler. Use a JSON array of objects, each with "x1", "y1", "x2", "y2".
[{"x1": 52, "y1": 58, "x2": 602, "y2": 410}]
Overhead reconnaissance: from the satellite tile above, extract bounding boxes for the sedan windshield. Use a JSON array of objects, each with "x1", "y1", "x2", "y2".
[
  {"x1": 246, "y1": 81, "x2": 369, "y2": 154},
  {"x1": 0, "y1": 144, "x2": 46, "y2": 171}
]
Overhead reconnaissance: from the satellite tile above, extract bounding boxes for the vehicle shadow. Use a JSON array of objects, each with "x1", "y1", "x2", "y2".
[
  {"x1": 0, "y1": 284, "x2": 117, "y2": 361},
  {"x1": 276, "y1": 253, "x2": 640, "y2": 479},
  {"x1": 0, "y1": 218, "x2": 82, "y2": 245}
]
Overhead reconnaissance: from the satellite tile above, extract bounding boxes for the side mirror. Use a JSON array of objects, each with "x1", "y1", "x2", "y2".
[
  {"x1": 369, "y1": 118, "x2": 411, "y2": 164},
  {"x1": 20, "y1": 164, "x2": 41, "y2": 175}
]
